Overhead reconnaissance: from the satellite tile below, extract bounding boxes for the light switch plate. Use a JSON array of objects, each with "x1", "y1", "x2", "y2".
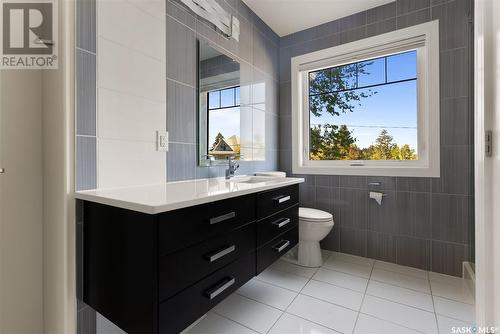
[{"x1": 156, "y1": 131, "x2": 169, "y2": 152}]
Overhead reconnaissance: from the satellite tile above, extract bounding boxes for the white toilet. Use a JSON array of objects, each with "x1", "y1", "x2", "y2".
[{"x1": 298, "y1": 207, "x2": 334, "y2": 267}]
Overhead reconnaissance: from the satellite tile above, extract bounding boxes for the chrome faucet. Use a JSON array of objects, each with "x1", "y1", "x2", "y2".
[{"x1": 225, "y1": 156, "x2": 240, "y2": 179}]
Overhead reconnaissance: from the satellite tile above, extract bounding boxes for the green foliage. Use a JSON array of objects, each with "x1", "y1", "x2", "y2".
[
  {"x1": 309, "y1": 63, "x2": 376, "y2": 117},
  {"x1": 310, "y1": 128, "x2": 417, "y2": 161}
]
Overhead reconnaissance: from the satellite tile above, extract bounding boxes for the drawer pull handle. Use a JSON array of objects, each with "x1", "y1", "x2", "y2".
[
  {"x1": 273, "y1": 240, "x2": 290, "y2": 253},
  {"x1": 210, "y1": 211, "x2": 236, "y2": 225},
  {"x1": 272, "y1": 218, "x2": 290, "y2": 228},
  {"x1": 205, "y1": 277, "x2": 235, "y2": 300},
  {"x1": 274, "y1": 195, "x2": 290, "y2": 204},
  {"x1": 206, "y1": 245, "x2": 236, "y2": 262}
]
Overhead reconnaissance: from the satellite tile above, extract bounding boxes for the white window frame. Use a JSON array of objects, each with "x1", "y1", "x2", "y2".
[{"x1": 291, "y1": 21, "x2": 440, "y2": 177}]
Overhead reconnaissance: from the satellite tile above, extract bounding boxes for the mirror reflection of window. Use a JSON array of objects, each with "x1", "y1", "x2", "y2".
[
  {"x1": 207, "y1": 86, "x2": 241, "y2": 160},
  {"x1": 198, "y1": 41, "x2": 243, "y2": 165}
]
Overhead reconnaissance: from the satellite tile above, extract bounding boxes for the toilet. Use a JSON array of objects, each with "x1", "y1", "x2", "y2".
[{"x1": 298, "y1": 207, "x2": 334, "y2": 267}]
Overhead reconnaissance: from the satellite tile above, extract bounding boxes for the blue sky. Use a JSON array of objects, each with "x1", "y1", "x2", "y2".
[{"x1": 310, "y1": 51, "x2": 418, "y2": 150}]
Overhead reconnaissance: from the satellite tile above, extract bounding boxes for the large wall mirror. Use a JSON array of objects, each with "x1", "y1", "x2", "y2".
[{"x1": 198, "y1": 40, "x2": 242, "y2": 166}]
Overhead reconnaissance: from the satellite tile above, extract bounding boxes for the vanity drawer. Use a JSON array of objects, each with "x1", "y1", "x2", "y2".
[
  {"x1": 159, "y1": 252, "x2": 255, "y2": 334},
  {"x1": 159, "y1": 222, "x2": 256, "y2": 301},
  {"x1": 256, "y1": 185, "x2": 299, "y2": 220},
  {"x1": 257, "y1": 205, "x2": 298, "y2": 247},
  {"x1": 256, "y1": 226, "x2": 298, "y2": 274},
  {"x1": 159, "y1": 194, "x2": 255, "y2": 255}
]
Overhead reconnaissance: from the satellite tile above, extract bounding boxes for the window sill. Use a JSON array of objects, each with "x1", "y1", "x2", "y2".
[{"x1": 292, "y1": 163, "x2": 440, "y2": 177}]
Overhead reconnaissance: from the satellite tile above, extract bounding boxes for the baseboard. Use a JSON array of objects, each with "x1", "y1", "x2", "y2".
[{"x1": 463, "y1": 261, "x2": 476, "y2": 299}]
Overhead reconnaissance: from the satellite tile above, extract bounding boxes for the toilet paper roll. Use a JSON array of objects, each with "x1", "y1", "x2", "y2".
[{"x1": 369, "y1": 191, "x2": 383, "y2": 205}]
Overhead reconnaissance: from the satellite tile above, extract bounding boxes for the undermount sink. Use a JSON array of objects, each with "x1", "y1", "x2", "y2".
[{"x1": 229, "y1": 176, "x2": 280, "y2": 184}]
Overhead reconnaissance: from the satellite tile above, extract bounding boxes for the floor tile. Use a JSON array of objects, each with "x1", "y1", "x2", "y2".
[
  {"x1": 374, "y1": 260, "x2": 428, "y2": 280},
  {"x1": 256, "y1": 267, "x2": 309, "y2": 292},
  {"x1": 361, "y1": 295, "x2": 438, "y2": 334},
  {"x1": 370, "y1": 268, "x2": 431, "y2": 293},
  {"x1": 323, "y1": 256, "x2": 373, "y2": 278},
  {"x1": 354, "y1": 314, "x2": 422, "y2": 334},
  {"x1": 433, "y1": 296, "x2": 475, "y2": 322},
  {"x1": 313, "y1": 267, "x2": 368, "y2": 292},
  {"x1": 437, "y1": 315, "x2": 472, "y2": 334},
  {"x1": 321, "y1": 249, "x2": 334, "y2": 261},
  {"x1": 287, "y1": 294, "x2": 358, "y2": 334},
  {"x1": 236, "y1": 279, "x2": 298, "y2": 310},
  {"x1": 270, "y1": 259, "x2": 319, "y2": 278},
  {"x1": 301, "y1": 279, "x2": 364, "y2": 311},
  {"x1": 184, "y1": 313, "x2": 258, "y2": 334},
  {"x1": 366, "y1": 280, "x2": 434, "y2": 312},
  {"x1": 213, "y1": 294, "x2": 282, "y2": 334},
  {"x1": 430, "y1": 280, "x2": 474, "y2": 304},
  {"x1": 329, "y1": 251, "x2": 375, "y2": 267},
  {"x1": 269, "y1": 313, "x2": 340, "y2": 334}
]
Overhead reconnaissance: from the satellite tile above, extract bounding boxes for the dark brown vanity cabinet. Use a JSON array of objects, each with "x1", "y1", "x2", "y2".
[{"x1": 82, "y1": 184, "x2": 299, "y2": 334}]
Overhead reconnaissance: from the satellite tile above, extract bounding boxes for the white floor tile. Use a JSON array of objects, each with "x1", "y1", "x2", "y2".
[
  {"x1": 366, "y1": 280, "x2": 434, "y2": 312},
  {"x1": 269, "y1": 313, "x2": 340, "y2": 334},
  {"x1": 433, "y1": 296, "x2": 475, "y2": 322},
  {"x1": 236, "y1": 279, "x2": 298, "y2": 310},
  {"x1": 437, "y1": 315, "x2": 472, "y2": 334},
  {"x1": 329, "y1": 252, "x2": 375, "y2": 267},
  {"x1": 354, "y1": 314, "x2": 422, "y2": 334},
  {"x1": 361, "y1": 295, "x2": 438, "y2": 334},
  {"x1": 374, "y1": 260, "x2": 428, "y2": 280},
  {"x1": 256, "y1": 267, "x2": 309, "y2": 292},
  {"x1": 323, "y1": 256, "x2": 373, "y2": 278},
  {"x1": 313, "y1": 267, "x2": 368, "y2": 292},
  {"x1": 287, "y1": 294, "x2": 358, "y2": 334},
  {"x1": 270, "y1": 259, "x2": 318, "y2": 278},
  {"x1": 370, "y1": 268, "x2": 431, "y2": 293},
  {"x1": 430, "y1": 280, "x2": 474, "y2": 304},
  {"x1": 184, "y1": 313, "x2": 258, "y2": 334},
  {"x1": 301, "y1": 279, "x2": 364, "y2": 311},
  {"x1": 213, "y1": 294, "x2": 282, "y2": 334}
]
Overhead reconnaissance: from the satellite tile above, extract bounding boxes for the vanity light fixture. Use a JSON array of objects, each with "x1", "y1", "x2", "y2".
[{"x1": 180, "y1": 0, "x2": 240, "y2": 41}]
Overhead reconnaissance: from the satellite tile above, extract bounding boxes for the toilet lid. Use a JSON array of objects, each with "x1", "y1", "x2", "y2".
[{"x1": 299, "y1": 207, "x2": 333, "y2": 223}]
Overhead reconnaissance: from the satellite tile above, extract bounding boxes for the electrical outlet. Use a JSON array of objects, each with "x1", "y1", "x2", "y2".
[{"x1": 156, "y1": 131, "x2": 169, "y2": 152}]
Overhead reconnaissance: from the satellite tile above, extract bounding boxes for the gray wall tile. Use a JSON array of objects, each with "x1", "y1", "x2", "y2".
[
  {"x1": 340, "y1": 227, "x2": 367, "y2": 257},
  {"x1": 431, "y1": 0, "x2": 471, "y2": 51},
  {"x1": 396, "y1": 236, "x2": 430, "y2": 270},
  {"x1": 396, "y1": 8, "x2": 431, "y2": 28},
  {"x1": 440, "y1": 97, "x2": 471, "y2": 146},
  {"x1": 366, "y1": 18, "x2": 397, "y2": 37},
  {"x1": 431, "y1": 146, "x2": 472, "y2": 195},
  {"x1": 76, "y1": 50, "x2": 96, "y2": 136},
  {"x1": 166, "y1": 16, "x2": 197, "y2": 86},
  {"x1": 76, "y1": 136, "x2": 96, "y2": 191},
  {"x1": 76, "y1": 0, "x2": 96, "y2": 52},
  {"x1": 367, "y1": 2, "x2": 397, "y2": 23},
  {"x1": 167, "y1": 143, "x2": 197, "y2": 181},
  {"x1": 315, "y1": 186, "x2": 333, "y2": 213},
  {"x1": 367, "y1": 231, "x2": 396, "y2": 262},
  {"x1": 368, "y1": 190, "x2": 398, "y2": 234},
  {"x1": 396, "y1": 177, "x2": 431, "y2": 192},
  {"x1": 396, "y1": 0, "x2": 430, "y2": 15},
  {"x1": 440, "y1": 47, "x2": 469, "y2": 99},
  {"x1": 431, "y1": 194, "x2": 470, "y2": 244},
  {"x1": 431, "y1": 241, "x2": 468, "y2": 276},
  {"x1": 166, "y1": 80, "x2": 196, "y2": 144},
  {"x1": 77, "y1": 305, "x2": 96, "y2": 334},
  {"x1": 397, "y1": 192, "x2": 431, "y2": 238},
  {"x1": 339, "y1": 188, "x2": 368, "y2": 229}
]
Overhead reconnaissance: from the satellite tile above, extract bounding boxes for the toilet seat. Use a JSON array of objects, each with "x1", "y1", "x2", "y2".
[{"x1": 299, "y1": 207, "x2": 333, "y2": 223}]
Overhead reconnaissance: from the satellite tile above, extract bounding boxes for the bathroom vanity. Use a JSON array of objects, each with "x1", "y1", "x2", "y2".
[{"x1": 76, "y1": 176, "x2": 303, "y2": 334}]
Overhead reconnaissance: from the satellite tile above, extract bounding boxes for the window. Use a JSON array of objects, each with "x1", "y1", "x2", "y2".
[{"x1": 291, "y1": 21, "x2": 440, "y2": 177}]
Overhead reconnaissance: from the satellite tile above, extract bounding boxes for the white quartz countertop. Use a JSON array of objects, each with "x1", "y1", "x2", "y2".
[{"x1": 74, "y1": 176, "x2": 304, "y2": 214}]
